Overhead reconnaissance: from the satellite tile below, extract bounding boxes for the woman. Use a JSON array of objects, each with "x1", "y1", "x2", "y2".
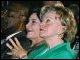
[
  {"x1": 7, "y1": 3, "x2": 28, "y2": 31},
  {"x1": 6, "y1": 8, "x2": 42, "y2": 59},
  {"x1": 24, "y1": 6, "x2": 77, "y2": 59}
]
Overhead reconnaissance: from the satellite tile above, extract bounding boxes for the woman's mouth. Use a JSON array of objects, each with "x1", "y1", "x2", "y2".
[{"x1": 27, "y1": 30, "x2": 32, "y2": 32}]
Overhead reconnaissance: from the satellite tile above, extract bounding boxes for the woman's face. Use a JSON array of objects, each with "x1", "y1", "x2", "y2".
[
  {"x1": 7, "y1": 11, "x2": 20, "y2": 28},
  {"x1": 7, "y1": 11, "x2": 26, "y2": 28},
  {"x1": 40, "y1": 11, "x2": 64, "y2": 38},
  {"x1": 26, "y1": 13, "x2": 40, "y2": 39}
]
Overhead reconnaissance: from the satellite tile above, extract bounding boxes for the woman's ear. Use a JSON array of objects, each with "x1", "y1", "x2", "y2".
[
  {"x1": 57, "y1": 26, "x2": 66, "y2": 35},
  {"x1": 62, "y1": 26, "x2": 66, "y2": 33}
]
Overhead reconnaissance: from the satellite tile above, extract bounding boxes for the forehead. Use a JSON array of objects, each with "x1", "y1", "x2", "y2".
[
  {"x1": 30, "y1": 13, "x2": 37, "y2": 18},
  {"x1": 43, "y1": 11, "x2": 60, "y2": 19},
  {"x1": 9, "y1": 11, "x2": 20, "y2": 16}
]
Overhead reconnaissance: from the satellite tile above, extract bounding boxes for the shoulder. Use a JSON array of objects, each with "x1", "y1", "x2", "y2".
[
  {"x1": 48, "y1": 48, "x2": 75, "y2": 59},
  {"x1": 59, "y1": 50, "x2": 75, "y2": 59},
  {"x1": 50, "y1": 43, "x2": 75, "y2": 59}
]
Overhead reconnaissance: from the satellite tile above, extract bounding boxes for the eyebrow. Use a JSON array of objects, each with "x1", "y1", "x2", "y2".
[
  {"x1": 29, "y1": 18, "x2": 37, "y2": 21},
  {"x1": 32, "y1": 19, "x2": 37, "y2": 20}
]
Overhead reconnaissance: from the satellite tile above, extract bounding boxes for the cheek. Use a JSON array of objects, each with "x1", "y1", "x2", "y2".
[
  {"x1": 47, "y1": 24, "x2": 59, "y2": 36},
  {"x1": 8, "y1": 18, "x2": 15, "y2": 26},
  {"x1": 32, "y1": 25, "x2": 40, "y2": 35},
  {"x1": 32, "y1": 25, "x2": 40, "y2": 37}
]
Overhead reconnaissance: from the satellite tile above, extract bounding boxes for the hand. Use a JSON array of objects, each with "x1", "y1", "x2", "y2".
[{"x1": 6, "y1": 37, "x2": 27, "y2": 59}]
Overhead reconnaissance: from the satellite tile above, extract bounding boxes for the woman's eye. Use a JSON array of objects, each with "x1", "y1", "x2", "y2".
[
  {"x1": 32, "y1": 20, "x2": 36, "y2": 23},
  {"x1": 55, "y1": 16, "x2": 59, "y2": 20},
  {"x1": 46, "y1": 19, "x2": 50, "y2": 23},
  {"x1": 55, "y1": 17, "x2": 57, "y2": 20}
]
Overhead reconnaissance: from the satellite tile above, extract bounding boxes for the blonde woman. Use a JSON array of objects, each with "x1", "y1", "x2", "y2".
[{"x1": 24, "y1": 6, "x2": 77, "y2": 59}]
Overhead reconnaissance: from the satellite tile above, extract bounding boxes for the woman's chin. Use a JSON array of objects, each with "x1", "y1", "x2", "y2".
[
  {"x1": 40, "y1": 34, "x2": 47, "y2": 38},
  {"x1": 27, "y1": 35, "x2": 34, "y2": 39}
]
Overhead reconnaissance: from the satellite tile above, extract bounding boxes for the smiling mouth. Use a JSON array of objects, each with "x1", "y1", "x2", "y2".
[{"x1": 27, "y1": 30, "x2": 32, "y2": 32}]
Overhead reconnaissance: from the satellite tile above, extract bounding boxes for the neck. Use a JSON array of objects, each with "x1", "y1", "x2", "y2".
[
  {"x1": 30, "y1": 37, "x2": 42, "y2": 47},
  {"x1": 45, "y1": 35, "x2": 64, "y2": 49}
]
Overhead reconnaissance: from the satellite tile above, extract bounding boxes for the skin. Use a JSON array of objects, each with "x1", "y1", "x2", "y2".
[
  {"x1": 6, "y1": 13, "x2": 42, "y2": 59},
  {"x1": 40, "y1": 11, "x2": 64, "y2": 48},
  {"x1": 26, "y1": 13, "x2": 42, "y2": 46}
]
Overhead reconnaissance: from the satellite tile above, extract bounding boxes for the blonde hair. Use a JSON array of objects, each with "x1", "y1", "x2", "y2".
[
  {"x1": 54, "y1": 1, "x2": 64, "y2": 7},
  {"x1": 40, "y1": 6, "x2": 77, "y2": 42}
]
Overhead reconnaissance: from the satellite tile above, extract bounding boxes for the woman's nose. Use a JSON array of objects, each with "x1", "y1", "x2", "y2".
[{"x1": 26, "y1": 23, "x2": 30, "y2": 29}]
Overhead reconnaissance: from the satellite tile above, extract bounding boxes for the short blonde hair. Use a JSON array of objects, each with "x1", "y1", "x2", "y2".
[{"x1": 40, "y1": 6, "x2": 77, "y2": 42}]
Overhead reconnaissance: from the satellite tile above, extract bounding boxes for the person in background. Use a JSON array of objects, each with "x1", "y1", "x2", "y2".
[
  {"x1": 1, "y1": 3, "x2": 29, "y2": 39},
  {"x1": 1, "y1": 2, "x2": 29, "y2": 59},
  {"x1": 7, "y1": 3, "x2": 28, "y2": 31}
]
